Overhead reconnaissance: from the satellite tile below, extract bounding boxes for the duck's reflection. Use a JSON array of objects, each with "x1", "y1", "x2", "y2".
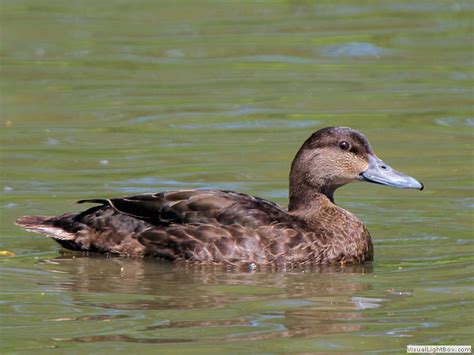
[{"x1": 40, "y1": 255, "x2": 379, "y2": 344}]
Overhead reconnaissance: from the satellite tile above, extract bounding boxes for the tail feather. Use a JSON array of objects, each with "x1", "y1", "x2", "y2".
[{"x1": 16, "y1": 215, "x2": 75, "y2": 241}]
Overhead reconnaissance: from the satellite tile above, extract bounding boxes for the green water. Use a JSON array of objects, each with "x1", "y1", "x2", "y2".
[{"x1": 1, "y1": 0, "x2": 473, "y2": 353}]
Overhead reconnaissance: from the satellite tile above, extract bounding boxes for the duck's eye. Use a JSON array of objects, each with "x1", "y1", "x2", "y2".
[{"x1": 339, "y1": 141, "x2": 350, "y2": 151}]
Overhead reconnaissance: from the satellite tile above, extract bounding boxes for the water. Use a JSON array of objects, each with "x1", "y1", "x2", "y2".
[{"x1": 1, "y1": 0, "x2": 473, "y2": 352}]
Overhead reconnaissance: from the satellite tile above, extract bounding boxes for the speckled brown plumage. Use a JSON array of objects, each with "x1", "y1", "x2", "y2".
[{"x1": 16, "y1": 127, "x2": 423, "y2": 265}]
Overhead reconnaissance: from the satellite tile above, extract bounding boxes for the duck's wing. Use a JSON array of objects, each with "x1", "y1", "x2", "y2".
[
  {"x1": 17, "y1": 189, "x2": 309, "y2": 262},
  {"x1": 77, "y1": 189, "x2": 292, "y2": 228}
]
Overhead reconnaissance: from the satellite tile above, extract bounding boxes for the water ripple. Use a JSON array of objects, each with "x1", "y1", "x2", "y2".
[
  {"x1": 172, "y1": 119, "x2": 319, "y2": 130},
  {"x1": 321, "y1": 42, "x2": 387, "y2": 57}
]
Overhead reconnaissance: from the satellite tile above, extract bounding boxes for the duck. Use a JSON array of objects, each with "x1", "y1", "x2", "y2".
[{"x1": 16, "y1": 127, "x2": 423, "y2": 265}]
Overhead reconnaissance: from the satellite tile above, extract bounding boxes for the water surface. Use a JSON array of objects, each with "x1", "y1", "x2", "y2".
[{"x1": 1, "y1": 0, "x2": 472, "y2": 353}]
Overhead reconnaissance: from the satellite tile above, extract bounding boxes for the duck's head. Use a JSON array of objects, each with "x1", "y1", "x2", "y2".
[{"x1": 289, "y1": 126, "x2": 423, "y2": 210}]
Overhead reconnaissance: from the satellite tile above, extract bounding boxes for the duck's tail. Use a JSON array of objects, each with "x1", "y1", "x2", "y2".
[{"x1": 15, "y1": 215, "x2": 75, "y2": 241}]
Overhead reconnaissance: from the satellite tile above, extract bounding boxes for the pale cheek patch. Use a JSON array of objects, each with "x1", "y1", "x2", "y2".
[
  {"x1": 304, "y1": 148, "x2": 369, "y2": 183},
  {"x1": 322, "y1": 149, "x2": 369, "y2": 180},
  {"x1": 334, "y1": 153, "x2": 364, "y2": 181},
  {"x1": 350, "y1": 155, "x2": 369, "y2": 176}
]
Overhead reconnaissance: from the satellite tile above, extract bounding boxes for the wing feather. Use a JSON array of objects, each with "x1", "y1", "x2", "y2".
[{"x1": 78, "y1": 189, "x2": 294, "y2": 228}]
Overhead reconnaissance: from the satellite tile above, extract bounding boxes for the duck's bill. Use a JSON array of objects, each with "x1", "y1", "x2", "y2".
[{"x1": 360, "y1": 155, "x2": 424, "y2": 190}]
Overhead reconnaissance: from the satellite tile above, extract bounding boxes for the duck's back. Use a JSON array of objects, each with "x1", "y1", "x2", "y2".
[
  {"x1": 17, "y1": 189, "x2": 327, "y2": 263},
  {"x1": 88, "y1": 189, "x2": 293, "y2": 228}
]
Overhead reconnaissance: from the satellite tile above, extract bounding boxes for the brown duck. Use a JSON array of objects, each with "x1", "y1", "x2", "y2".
[{"x1": 16, "y1": 127, "x2": 423, "y2": 265}]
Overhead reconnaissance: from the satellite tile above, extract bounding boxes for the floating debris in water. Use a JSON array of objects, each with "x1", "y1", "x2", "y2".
[
  {"x1": 386, "y1": 288, "x2": 413, "y2": 297},
  {"x1": 100, "y1": 160, "x2": 109, "y2": 166},
  {"x1": 0, "y1": 250, "x2": 16, "y2": 257},
  {"x1": 4, "y1": 186, "x2": 13, "y2": 192}
]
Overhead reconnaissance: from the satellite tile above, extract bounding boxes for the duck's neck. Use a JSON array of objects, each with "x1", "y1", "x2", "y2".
[
  {"x1": 287, "y1": 147, "x2": 342, "y2": 211},
  {"x1": 288, "y1": 179, "x2": 338, "y2": 211}
]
